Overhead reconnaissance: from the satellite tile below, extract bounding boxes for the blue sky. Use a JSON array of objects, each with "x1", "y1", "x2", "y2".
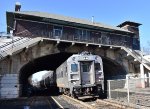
[{"x1": 0, "y1": 0, "x2": 150, "y2": 47}]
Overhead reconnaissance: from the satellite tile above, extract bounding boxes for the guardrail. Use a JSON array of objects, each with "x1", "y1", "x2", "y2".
[{"x1": 122, "y1": 47, "x2": 150, "y2": 71}]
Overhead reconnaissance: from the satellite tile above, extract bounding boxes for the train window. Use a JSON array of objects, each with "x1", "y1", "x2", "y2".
[
  {"x1": 95, "y1": 63, "x2": 101, "y2": 71},
  {"x1": 82, "y1": 64, "x2": 90, "y2": 72},
  {"x1": 71, "y1": 64, "x2": 78, "y2": 72}
]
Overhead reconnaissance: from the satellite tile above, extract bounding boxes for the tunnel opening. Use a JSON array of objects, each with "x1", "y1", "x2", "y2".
[{"x1": 19, "y1": 52, "x2": 73, "y2": 97}]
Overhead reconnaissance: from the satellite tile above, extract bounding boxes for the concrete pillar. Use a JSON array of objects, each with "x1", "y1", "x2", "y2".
[{"x1": 140, "y1": 64, "x2": 145, "y2": 88}]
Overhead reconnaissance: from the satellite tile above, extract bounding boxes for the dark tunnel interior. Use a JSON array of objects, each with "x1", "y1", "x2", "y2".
[
  {"x1": 19, "y1": 52, "x2": 73, "y2": 96},
  {"x1": 19, "y1": 52, "x2": 127, "y2": 97}
]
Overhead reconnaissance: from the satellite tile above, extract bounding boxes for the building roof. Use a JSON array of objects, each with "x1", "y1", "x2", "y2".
[
  {"x1": 117, "y1": 21, "x2": 142, "y2": 27},
  {"x1": 7, "y1": 11, "x2": 133, "y2": 33}
]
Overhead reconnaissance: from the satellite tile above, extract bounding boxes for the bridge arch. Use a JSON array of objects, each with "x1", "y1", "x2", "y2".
[
  {"x1": 19, "y1": 52, "x2": 73, "y2": 96},
  {"x1": 19, "y1": 51, "x2": 126, "y2": 96}
]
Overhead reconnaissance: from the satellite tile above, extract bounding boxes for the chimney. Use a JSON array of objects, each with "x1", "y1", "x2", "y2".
[
  {"x1": 92, "y1": 16, "x2": 94, "y2": 24},
  {"x1": 15, "y1": 2, "x2": 21, "y2": 11},
  {"x1": 117, "y1": 21, "x2": 141, "y2": 38}
]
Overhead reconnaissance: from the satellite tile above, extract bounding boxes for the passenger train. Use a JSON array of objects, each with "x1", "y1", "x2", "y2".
[
  {"x1": 39, "y1": 71, "x2": 56, "y2": 89},
  {"x1": 56, "y1": 51, "x2": 104, "y2": 98}
]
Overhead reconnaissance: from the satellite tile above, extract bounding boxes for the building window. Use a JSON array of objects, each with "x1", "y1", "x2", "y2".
[
  {"x1": 75, "y1": 29, "x2": 90, "y2": 40},
  {"x1": 53, "y1": 26, "x2": 62, "y2": 38}
]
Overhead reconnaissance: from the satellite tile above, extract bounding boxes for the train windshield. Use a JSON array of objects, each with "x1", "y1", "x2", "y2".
[
  {"x1": 82, "y1": 63, "x2": 90, "y2": 72},
  {"x1": 71, "y1": 64, "x2": 78, "y2": 72}
]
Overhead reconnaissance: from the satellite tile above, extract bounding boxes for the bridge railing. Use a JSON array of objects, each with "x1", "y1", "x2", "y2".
[
  {"x1": 107, "y1": 77, "x2": 150, "y2": 108},
  {"x1": 0, "y1": 37, "x2": 30, "y2": 60},
  {"x1": 0, "y1": 37, "x2": 24, "y2": 48},
  {"x1": 0, "y1": 37, "x2": 42, "y2": 60},
  {"x1": 0, "y1": 37, "x2": 31, "y2": 52},
  {"x1": 122, "y1": 47, "x2": 150, "y2": 71}
]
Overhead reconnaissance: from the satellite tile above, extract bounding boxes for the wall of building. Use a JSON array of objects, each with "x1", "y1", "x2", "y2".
[{"x1": 14, "y1": 19, "x2": 135, "y2": 49}]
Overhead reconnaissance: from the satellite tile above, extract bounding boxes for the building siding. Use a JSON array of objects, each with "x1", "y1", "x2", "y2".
[{"x1": 14, "y1": 19, "x2": 137, "y2": 49}]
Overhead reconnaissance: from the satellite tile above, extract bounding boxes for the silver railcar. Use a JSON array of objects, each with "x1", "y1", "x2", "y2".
[
  {"x1": 37, "y1": 71, "x2": 56, "y2": 89},
  {"x1": 56, "y1": 52, "x2": 104, "y2": 98}
]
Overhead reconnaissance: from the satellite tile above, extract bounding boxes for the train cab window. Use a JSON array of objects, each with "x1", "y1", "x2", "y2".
[
  {"x1": 71, "y1": 64, "x2": 78, "y2": 72},
  {"x1": 95, "y1": 63, "x2": 101, "y2": 71},
  {"x1": 82, "y1": 64, "x2": 90, "y2": 72}
]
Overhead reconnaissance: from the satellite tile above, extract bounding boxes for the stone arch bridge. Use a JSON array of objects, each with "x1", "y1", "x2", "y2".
[{"x1": 0, "y1": 37, "x2": 150, "y2": 98}]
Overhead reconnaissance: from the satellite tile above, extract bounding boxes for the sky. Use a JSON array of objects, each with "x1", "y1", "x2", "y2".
[
  {"x1": 0, "y1": 0, "x2": 150, "y2": 48},
  {"x1": 31, "y1": 70, "x2": 49, "y2": 81}
]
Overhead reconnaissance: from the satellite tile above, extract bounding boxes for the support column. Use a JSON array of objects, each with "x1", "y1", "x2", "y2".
[{"x1": 140, "y1": 64, "x2": 145, "y2": 88}]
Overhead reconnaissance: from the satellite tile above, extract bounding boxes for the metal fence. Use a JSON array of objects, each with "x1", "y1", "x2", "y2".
[{"x1": 107, "y1": 77, "x2": 150, "y2": 108}]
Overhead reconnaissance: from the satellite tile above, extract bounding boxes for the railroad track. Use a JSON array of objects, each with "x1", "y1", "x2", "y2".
[
  {"x1": 52, "y1": 94, "x2": 136, "y2": 109},
  {"x1": 51, "y1": 95, "x2": 87, "y2": 109},
  {"x1": 0, "y1": 96, "x2": 134, "y2": 109}
]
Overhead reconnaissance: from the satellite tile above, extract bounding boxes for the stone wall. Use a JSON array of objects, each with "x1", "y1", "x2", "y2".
[{"x1": 0, "y1": 74, "x2": 20, "y2": 98}]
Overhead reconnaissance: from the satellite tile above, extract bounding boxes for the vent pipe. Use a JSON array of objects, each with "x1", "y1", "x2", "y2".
[
  {"x1": 15, "y1": 2, "x2": 21, "y2": 11},
  {"x1": 92, "y1": 16, "x2": 94, "y2": 24}
]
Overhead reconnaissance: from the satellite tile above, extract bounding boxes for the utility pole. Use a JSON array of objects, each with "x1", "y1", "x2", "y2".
[{"x1": 140, "y1": 46, "x2": 145, "y2": 88}]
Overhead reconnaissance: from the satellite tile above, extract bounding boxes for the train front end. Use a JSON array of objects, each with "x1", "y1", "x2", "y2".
[{"x1": 68, "y1": 52, "x2": 104, "y2": 98}]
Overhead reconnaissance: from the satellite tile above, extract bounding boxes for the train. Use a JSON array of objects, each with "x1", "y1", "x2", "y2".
[
  {"x1": 56, "y1": 51, "x2": 104, "y2": 98},
  {"x1": 30, "y1": 71, "x2": 56, "y2": 89},
  {"x1": 28, "y1": 70, "x2": 57, "y2": 96},
  {"x1": 34, "y1": 51, "x2": 104, "y2": 98},
  {"x1": 39, "y1": 71, "x2": 56, "y2": 89}
]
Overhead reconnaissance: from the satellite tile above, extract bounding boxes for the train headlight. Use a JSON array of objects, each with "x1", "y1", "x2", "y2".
[
  {"x1": 73, "y1": 82, "x2": 76, "y2": 85},
  {"x1": 84, "y1": 57, "x2": 88, "y2": 60}
]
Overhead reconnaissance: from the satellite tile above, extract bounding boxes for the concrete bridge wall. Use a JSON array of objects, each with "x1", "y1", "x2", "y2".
[{"x1": 0, "y1": 40, "x2": 139, "y2": 98}]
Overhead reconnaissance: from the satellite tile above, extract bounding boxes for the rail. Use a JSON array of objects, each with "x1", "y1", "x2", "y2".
[
  {"x1": 122, "y1": 46, "x2": 150, "y2": 71},
  {"x1": 60, "y1": 94, "x2": 130, "y2": 109}
]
